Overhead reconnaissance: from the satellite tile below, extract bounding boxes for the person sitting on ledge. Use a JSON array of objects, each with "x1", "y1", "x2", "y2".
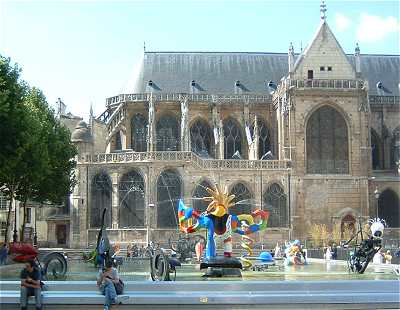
[
  {"x1": 20, "y1": 260, "x2": 42, "y2": 310},
  {"x1": 97, "y1": 260, "x2": 125, "y2": 310}
]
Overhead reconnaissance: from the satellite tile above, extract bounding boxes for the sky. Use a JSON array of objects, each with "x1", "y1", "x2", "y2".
[{"x1": 1, "y1": 0, "x2": 399, "y2": 120}]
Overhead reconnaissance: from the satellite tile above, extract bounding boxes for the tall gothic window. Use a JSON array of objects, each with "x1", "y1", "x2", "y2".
[
  {"x1": 192, "y1": 180, "x2": 213, "y2": 213},
  {"x1": 115, "y1": 131, "x2": 122, "y2": 151},
  {"x1": 391, "y1": 126, "x2": 400, "y2": 169},
  {"x1": 306, "y1": 106, "x2": 349, "y2": 174},
  {"x1": 263, "y1": 183, "x2": 287, "y2": 227},
  {"x1": 118, "y1": 170, "x2": 145, "y2": 228},
  {"x1": 157, "y1": 170, "x2": 182, "y2": 228},
  {"x1": 223, "y1": 118, "x2": 243, "y2": 159},
  {"x1": 131, "y1": 114, "x2": 147, "y2": 152},
  {"x1": 251, "y1": 117, "x2": 272, "y2": 159},
  {"x1": 156, "y1": 115, "x2": 180, "y2": 151},
  {"x1": 371, "y1": 128, "x2": 382, "y2": 170},
  {"x1": 91, "y1": 172, "x2": 112, "y2": 228},
  {"x1": 229, "y1": 183, "x2": 252, "y2": 215},
  {"x1": 190, "y1": 119, "x2": 214, "y2": 158},
  {"x1": 378, "y1": 189, "x2": 399, "y2": 228}
]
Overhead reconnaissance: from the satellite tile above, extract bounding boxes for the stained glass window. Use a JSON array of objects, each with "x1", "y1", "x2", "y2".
[
  {"x1": 306, "y1": 106, "x2": 349, "y2": 174},
  {"x1": 378, "y1": 189, "x2": 399, "y2": 228},
  {"x1": 192, "y1": 180, "x2": 213, "y2": 213},
  {"x1": 91, "y1": 172, "x2": 112, "y2": 228},
  {"x1": 391, "y1": 127, "x2": 400, "y2": 169},
  {"x1": 157, "y1": 170, "x2": 182, "y2": 228},
  {"x1": 131, "y1": 114, "x2": 148, "y2": 152},
  {"x1": 229, "y1": 183, "x2": 252, "y2": 215},
  {"x1": 223, "y1": 118, "x2": 243, "y2": 159},
  {"x1": 119, "y1": 170, "x2": 145, "y2": 228},
  {"x1": 156, "y1": 115, "x2": 180, "y2": 151},
  {"x1": 263, "y1": 183, "x2": 287, "y2": 227},
  {"x1": 190, "y1": 119, "x2": 214, "y2": 158},
  {"x1": 371, "y1": 129, "x2": 382, "y2": 170}
]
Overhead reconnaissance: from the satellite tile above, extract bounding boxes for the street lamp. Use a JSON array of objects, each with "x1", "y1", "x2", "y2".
[
  {"x1": 12, "y1": 202, "x2": 18, "y2": 242},
  {"x1": 374, "y1": 186, "x2": 381, "y2": 219}
]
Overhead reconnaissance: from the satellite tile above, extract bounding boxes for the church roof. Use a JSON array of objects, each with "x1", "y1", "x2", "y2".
[{"x1": 127, "y1": 51, "x2": 400, "y2": 96}]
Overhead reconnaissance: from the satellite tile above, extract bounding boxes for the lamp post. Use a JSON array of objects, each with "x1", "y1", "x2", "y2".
[
  {"x1": 374, "y1": 186, "x2": 381, "y2": 219},
  {"x1": 33, "y1": 207, "x2": 38, "y2": 246},
  {"x1": 12, "y1": 201, "x2": 17, "y2": 242}
]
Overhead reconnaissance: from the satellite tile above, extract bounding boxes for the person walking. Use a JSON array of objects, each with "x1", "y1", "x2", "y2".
[{"x1": 20, "y1": 260, "x2": 42, "y2": 310}]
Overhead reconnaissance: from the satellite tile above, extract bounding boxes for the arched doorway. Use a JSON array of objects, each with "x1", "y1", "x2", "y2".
[{"x1": 341, "y1": 214, "x2": 356, "y2": 238}]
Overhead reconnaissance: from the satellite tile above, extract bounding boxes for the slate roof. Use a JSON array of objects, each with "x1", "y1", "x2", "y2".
[{"x1": 128, "y1": 51, "x2": 400, "y2": 96}]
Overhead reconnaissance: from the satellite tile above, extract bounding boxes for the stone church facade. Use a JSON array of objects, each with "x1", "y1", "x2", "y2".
[{"x1": 59, "y1": 15, "x2": 399, "y2": 248}]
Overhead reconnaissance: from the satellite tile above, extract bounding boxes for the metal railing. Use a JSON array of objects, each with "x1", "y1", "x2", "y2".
[{"x1": 82, "y1": 151, "x2": 291, "y2": 171}]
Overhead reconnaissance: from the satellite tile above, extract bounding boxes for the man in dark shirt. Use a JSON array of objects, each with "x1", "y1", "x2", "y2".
[{"x1": 20, "y1": 260, "x2": 42, "y2": 310}]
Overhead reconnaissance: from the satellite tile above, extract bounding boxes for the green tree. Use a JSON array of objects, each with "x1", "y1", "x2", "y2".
[{"x1": 0, "y1": 55, "x2": 30, "y2": 243}]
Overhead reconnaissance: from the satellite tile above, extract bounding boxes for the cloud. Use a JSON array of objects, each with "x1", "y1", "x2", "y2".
[
  {"x1": 335, "y1": 13, "x2": 351, "y2": 32},
  {"x1": 356, "y1": 13, "x2": 400, "y2": 43}
]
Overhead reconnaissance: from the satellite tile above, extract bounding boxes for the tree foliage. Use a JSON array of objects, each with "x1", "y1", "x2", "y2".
[{"x1": 0, "y1": 55, "x2": 77, "y2": 243}]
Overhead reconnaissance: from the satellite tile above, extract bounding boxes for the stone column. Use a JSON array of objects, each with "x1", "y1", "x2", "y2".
[
  {"x1": 180, "y1": 96, "x2": 190, "y2": 151},
  {"x1": 111, "y1": 172, "x2": 119, "y2": 229},
  {"x1": 147, "y1": 94, "x2": 156, "y2": 152}
]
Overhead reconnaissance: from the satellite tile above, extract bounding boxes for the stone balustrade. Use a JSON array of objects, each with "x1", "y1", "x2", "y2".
[
  {"x1": 369, "y1": 95, "x2": 400, "y2": 105},
  {"x1": 289, "y1": 79, "x2": 364, "y2": 89},
  {"x1": 82, "y1": 151, "x2": 291, "y2": 171}
]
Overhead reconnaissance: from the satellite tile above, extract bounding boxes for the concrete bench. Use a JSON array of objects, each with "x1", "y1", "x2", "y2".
[{"x1": 1, "y1": 280, "x2": 399, "y2": 309}]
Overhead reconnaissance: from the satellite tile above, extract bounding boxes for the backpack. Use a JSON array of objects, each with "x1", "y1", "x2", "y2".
[{"x1": 114, "y1": 278, "x2": 124, "y2": 295}]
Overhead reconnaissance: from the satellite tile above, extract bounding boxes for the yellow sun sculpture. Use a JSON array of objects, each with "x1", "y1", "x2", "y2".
[{"x1": 203, "y1": 184, "x2": 236, "y2": 217}]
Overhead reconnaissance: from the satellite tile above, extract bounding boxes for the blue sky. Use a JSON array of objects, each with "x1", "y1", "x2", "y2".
[{"x1": 1, "y1": 0, "x2": 399, "y2": 120}]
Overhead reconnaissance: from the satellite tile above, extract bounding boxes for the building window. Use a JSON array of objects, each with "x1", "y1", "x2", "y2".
[
  {"x1": 157, "y1": 169, "x2": 182, "y2": 228},
  {"x1": 131, "y1": 114, "x2": 148, "y2": 152},
  {"x1": 263, "y1": 183, "x2": 287, "y2": 227},
  {"x1": 190, "y1": 119, "x2": 214, "y2": 158},
  {"x1": 251, "y1": 117, "x2": 272, "y2": 159},
  {"x1": 378, "y1": 189, "x2": 399, "y2": 228},
  {"x1": 229, "y1": 183, "x2": 253, "y2": 215},
  {"x1": 192, "y1": 180, "x2": 213, "y2": 213},
  {"x1": 320, "y1": 66, "x2": 325, "y2": 71},
  {"x1": 91, "y1": 172, "x2": 112, "y2": 228},
  {"x1": 306, "y1": 105, "x2": 349, "y2": 174},
  {"x1": 115, "y1": 131, "x2": 122, "y2": 150},
  {"x1": 26, "y1": 208, "x2": 32, "y2": 224},
  {"x1": 391, "y1": 126, "x2": 400, "y2": 169},
  {"x1": 0, "y1": 193, "x2": 8, "y2": 210},
  {"x1": 371, "y1": 128, "x2": 382, "y2": 170},
  {"x1": 223, "y1": 118, "x2": 243, "y2": 159},
  {"x1": 307, "y1": 70, "x2": 314, "y2": 79},
  {"x1": 156, "y1": 115, "x2": 180, "y2": 151},
  {"x1": 327, "y1": 66, "x2": 332, "y2": 71},
  {"x1": 119, "y1": 170, "x2": 145, "y2": 228}
]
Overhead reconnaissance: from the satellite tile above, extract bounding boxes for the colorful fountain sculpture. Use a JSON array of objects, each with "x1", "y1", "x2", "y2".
[{"x1": 178, "y1": 183, "x2": 269, "y2": 276}]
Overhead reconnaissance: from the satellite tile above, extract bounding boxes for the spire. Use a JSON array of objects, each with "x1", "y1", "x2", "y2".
[
  {"x1": 355, "y1": 42, "x2": 360, "y2": 55},
  {"x1": 288, "y1": 42, "x2": 295, "y2": 74},
  {"x1": 354, "y1": 43, "x2": 361, "y2": 77},
  {"x1": 320, "y1": 0, "x2": 327, "y2": 21},
  {"x1": 143, "y1": 41, "x2": 146, "y2": 53},
  {"x1": 90, "y1": 102, "x2": 94, "y2": 118}
]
